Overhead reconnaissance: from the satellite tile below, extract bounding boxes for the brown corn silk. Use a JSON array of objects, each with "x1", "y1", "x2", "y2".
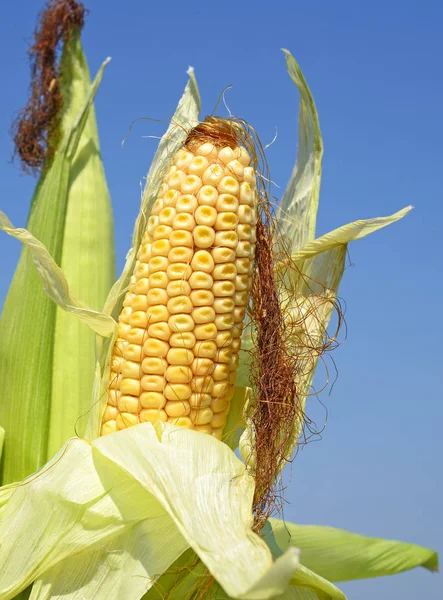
[
  {"x1": 101, "y1": 117, "x2": 258, "y2": 440},
  {"x1": 11, "y1": 0, "x2": 87, "y2": 173}
]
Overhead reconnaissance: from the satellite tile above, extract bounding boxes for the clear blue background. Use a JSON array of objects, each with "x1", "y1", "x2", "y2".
[{"x1": 0, "y1": 1, "x2": 441, "y2": 598}]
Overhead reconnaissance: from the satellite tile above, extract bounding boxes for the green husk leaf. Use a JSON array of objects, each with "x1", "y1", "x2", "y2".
[
  {"x1": 284, "y1": 206, "x2": 412, "y2": 450},
  {"x1": 0, "y1": 36, "x2": 112, "y2": 484},
  {"x1": 275, "y1": 50, "x2": 323, "y2": 251},
  {"x1": 269, "y1": 519, "x2": 438, "y2": 582},
  {"x1": 49, "y1": 39, "x2": 115, "y2": 454},
  {"x1": 223, "y1": 386, "x2": 249, "y2": 450},
  {"x1": 287, "y1": 206, "x2": 412, "y2": 262},
  {"x1": 85, "y1": 68, "x2": 201, "y2": 441},
  {"x1": 0, "y1": 212, "x2": 116, "y2": 337},
  {"x1": 0, "y1": 423, "x2": 299, "y2": 600},
  {"x1": 289, "y1": 567, "x2": 346, "y2": 600}
]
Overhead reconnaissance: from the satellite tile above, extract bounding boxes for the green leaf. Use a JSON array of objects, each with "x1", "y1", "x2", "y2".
[
  {"x1": 275, "y1": 50, "x2": 323, "y2": 251},
  {"x1": 0, "y1": 423, "x2": 299, "y2": 600},
  {"x1": 269, "y1": 518, "x2": 438, "y2": 582},
  {"x1": 0, "y1": 35, "x2": 113, "y2": 484}
]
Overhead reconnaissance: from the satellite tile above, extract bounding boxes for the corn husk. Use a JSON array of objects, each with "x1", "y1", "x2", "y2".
[{"x1": 0, "y1": 35, "x2": 114, "y2": 484}]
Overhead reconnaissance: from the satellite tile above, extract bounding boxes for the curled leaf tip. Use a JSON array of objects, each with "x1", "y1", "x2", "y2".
[{"x1": 11, "y1": 0, "x2": 88, "y2": 174}]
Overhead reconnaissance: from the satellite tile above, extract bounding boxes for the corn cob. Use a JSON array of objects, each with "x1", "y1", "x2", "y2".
[{"x1": 101, "y1": 120, "x2": 257, "y2": 440}]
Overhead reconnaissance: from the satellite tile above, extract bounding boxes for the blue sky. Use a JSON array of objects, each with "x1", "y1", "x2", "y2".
[{"x1": 0, "y1": 1, "x2": 441, "y2": 598}]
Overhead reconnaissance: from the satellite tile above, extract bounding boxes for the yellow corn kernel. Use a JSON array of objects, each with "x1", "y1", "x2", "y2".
[
  {"x1": 154, "y1": 224, "x2": 173, "y2": 240},
  {"x1": 192, "y1": 306, "x2": 216, "y2": 324},
  {"x1": 165, "y1": 400, "x2": 191, "y2": 417},
  {"x1": 190, "y1": 289, "x2": 214, "y2": 306},
  {"x1": 217, "y1": 176, "x2": 239, "y2": 195},
  {"x1": 167, "y1": 295, "x2": 193, "y2": 314},
  {"x1": 218, "y1": 146, "x2": 237, "y2": 164},
  {"x1": 212, "y1": 363, "x2": 230, "y2": 381},
  {"x1": 198, "y1": 142, "x2": 216, "y2": 156},
  {"x1": 193, "y1": 340, "x2": 217, "y2": 358},
  {"x1": 214, "y1": 298, "x2": 235, "y2": 314},
  {"x1": 191, "y1": 250, "x2": 214, "y2": 273},
  {"x1": 188, "y1": 155, "x2": 209, "y2": 176},
  {"x1": 202, "y1": 163, "x2": 224, "y2": 186},
  {"x1": 172, "y1": 212, "x2": 196, "y2": 231},
  {"x1": 117, "y1": 395, "x2": 140, "y2": 413},
  {"x1": 194, "y1": 322, "x2": 217, "y2": 340},
  {"x1": 193, "y1": 225, "x2": 216, "y2": 248},
  {"x1": 141, "y1": 374, "x2": 165, "y2": 392},
  {"x1": 211, "y1": 247, "x2": 236, "y2": 263},
  {"x1": 168, "y1": 313, "x2": 195, "y2": 332},
  {"x1": 140, "y1": 391, "x2": 166, "y2": 409},
  {"x1": 146, "y1": 305, "x2": 170, "y2": 323},
  {"x1": 189, "y1": 393, "x2": 212, "y2": 408},
  {"x1": 165, "y1": 365, "x2": 193, "y2": 383},
  {"x1": 159, "y1": 206, "x2": 176, "y2": 225},
  {"x1": 164, "y1": 383, "x2": 192, "y2": 401},
  {"x1": 170, "y1": 229, "x2": 194, "y2": 248},
  {"x1": 149, "y1": 256, "x2": 168, "y2": 273},
  {"x1": 189, "y1": 271, "x2": 213, "y2": 289},
  {"x1": 141, "y1": 356, "x2": 168, "y2": 375},
  {"x1": 190, "y1": 407, "x2": 213, "y2": 426},
  {"x1": 190, "y1": 376, "x2": 214, "y2": 394},
  {"x1": 167, "y1": 348, "x2": 194, "y2": 366},
  {"x1": 120, "y1": 378, "x2": 141, "y2": 396},
  {"x1": 167, "y1": 262, "x2": 192, "y2": 280},
  {"x1": 146, "y1": 288, "x2": 168, "y2": 305},
  {"x1": 176, "y1": 193, "x2": 198, "y2": 212},
  {"x1": 215, "y1": 331, "x2": 233, "y2": 348},
  {"x1": 121, "y1": 361, "x2": 142, "y2": 379},
  {"x1": 168, "y1": 246, "x2": 193, "y2": 263},
  {"x1": 101, "y1": 420, "x2": 117, "y2": 436},
  {"x1": 216, "y1": 193, "x2": 238, "y2": 212},
  {"x1": 167, "y1": 280, "x2": 191, "y2": 298},
  {"x1": 226, "y1": 159, "x2": 244, "y2": 178},
  {"x1": 214, "y1": 212, "x2": 238, "y2": 231},
  {"x1": 116, "y1": 412, "x2": 140, "y2": 429},
  {"x1": 175, "y1": 149, "x2": 193, "y2": 170},
  {"x1": 197, "y1": 185, "x2": 218, "y2": 206},
  {"x1": 212, "y1": 281, "x2": 235, "y2": 296},
  {"x1": 168, "y1": 416, "x2": 193, "y2": 428},
  {"x1": 132, "y1": 294, "x2": 149, "y2": 311},
  {"x1": 147, "y1": 322, "x2": 171, "y2": 342},
  {"x1": 212, "y1": 263, "x2": 236, "y2": 280},
  {"x1": 143, "y1": 338, "x2": 169, "y2": 357},
  {"x1": 181, "y1": 174, "x2": 202, "y2": 195},
  {"x1": 195, "y1": 205, "x2": 217, "y2": 226},
  {"x1": 148, "y1": 271, "x2": 169, "y2": 289},
  {"x1": 191, "y1": 357, "x2": 215, "y2": 376},
  {"x1": 140, "y1": 409, "x2": 167, "y2": 423},
  {"x1": 103, "y1": 405, "x2": 119, "y2": 422},
  {"x1": 169, "y1": 331, "x2": 196, "y2": 348}
]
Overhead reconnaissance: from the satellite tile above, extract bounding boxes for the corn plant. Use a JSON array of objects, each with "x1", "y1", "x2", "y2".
[{"x1": 0, "y1": 2, "x2": 437, "y2": 599}]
